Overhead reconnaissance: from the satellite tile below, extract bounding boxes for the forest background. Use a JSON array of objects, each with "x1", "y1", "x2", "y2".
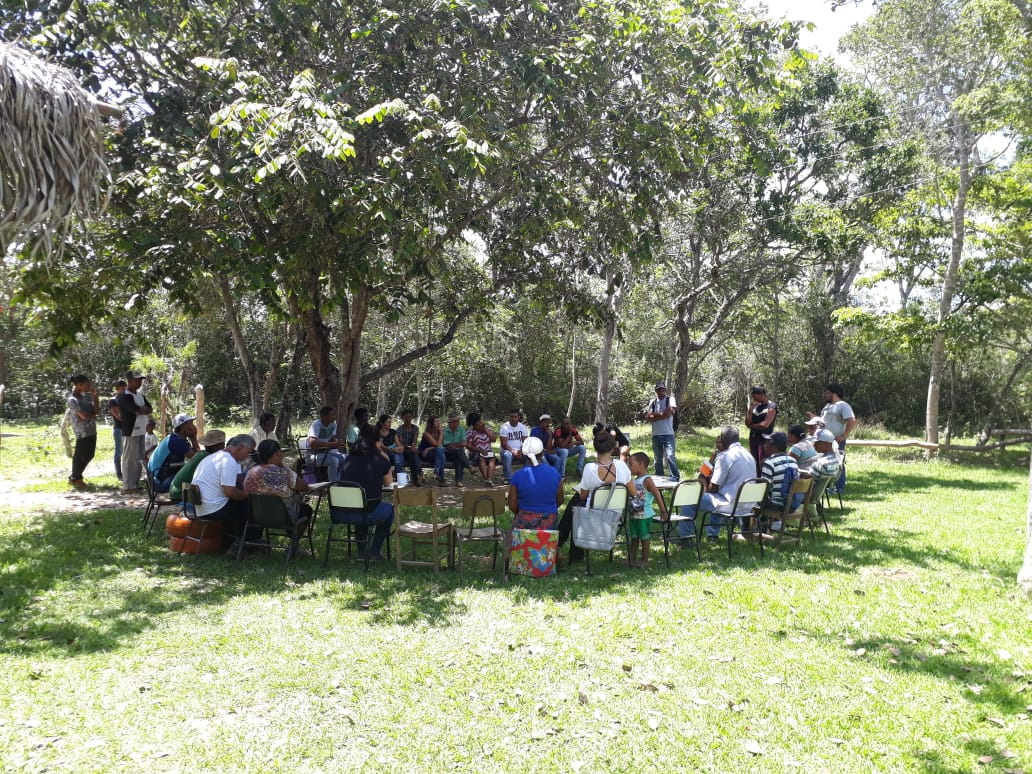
[{"x1": 1, "y1": 0, "x2": 1031, "y2": 448}]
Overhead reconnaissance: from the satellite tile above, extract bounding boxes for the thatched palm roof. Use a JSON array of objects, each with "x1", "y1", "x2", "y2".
[{"x1": 0, "y1": 41, "x2": 111, "y2": 260}]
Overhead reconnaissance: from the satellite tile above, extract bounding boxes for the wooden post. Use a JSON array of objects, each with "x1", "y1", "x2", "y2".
[
  {"x1": 194, "y1": 385, "x2": 205, "y2": 436},
  {"x1": 159, "y1": 382, "x2": 169, "y2": 435}
]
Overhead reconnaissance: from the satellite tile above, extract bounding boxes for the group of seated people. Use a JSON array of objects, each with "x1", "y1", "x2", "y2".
[
  {"x1": 302, "y1": 406, "x2": 639, "y2": 489},
  {"x1": 147, "y1": 398, "x2": 845, "y2": 563}
]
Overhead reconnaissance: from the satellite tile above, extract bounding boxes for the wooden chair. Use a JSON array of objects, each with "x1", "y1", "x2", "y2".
[
  {"x1": 141, "y1": 462, "x2": 176, "y2": 536},
  {"x1": 394, "y1": 486, "x2": 452, "y2": 572},
  {"x1": 456, "y1": 489, "x2": 507, "y2": 573},
  {"x1": 656, "y1": 480, "x2": 703, "y2": 566},
  {"x1": 703, "y1": 478, "x2": 770, "y2": 559},
  {"x1": 240, "y1": 495, "x2": 314, "y2": 562},
  {"x1": 759, "y1": 477, "x2": 813, "y2": 548}
]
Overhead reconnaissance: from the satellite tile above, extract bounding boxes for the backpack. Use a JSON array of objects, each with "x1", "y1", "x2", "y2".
[{"x1": 652, "y1": 395, "x2": 680, "y2": 432}]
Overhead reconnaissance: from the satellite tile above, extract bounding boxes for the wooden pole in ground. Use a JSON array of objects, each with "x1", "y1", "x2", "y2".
[{"x1": 194, "y1": 385, "x2": 205, "y2": 436}]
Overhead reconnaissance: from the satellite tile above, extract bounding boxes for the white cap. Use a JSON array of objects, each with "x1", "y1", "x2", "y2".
[{"x1": 522, "y1": 436, "x2": 543, "y2": 466}]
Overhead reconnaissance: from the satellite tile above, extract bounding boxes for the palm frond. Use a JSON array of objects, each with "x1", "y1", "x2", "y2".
[{"x1": 0, "y1": 41, "x2": 111, "y2": 261}]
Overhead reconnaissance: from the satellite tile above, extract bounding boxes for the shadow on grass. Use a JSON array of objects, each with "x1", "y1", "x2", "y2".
[
  {"x1": 799, "y1": 627, "x2": 1029, "y2": 773},
  {"x1": 0, "y1": 447, "x2": 1019, "y2": 656}
]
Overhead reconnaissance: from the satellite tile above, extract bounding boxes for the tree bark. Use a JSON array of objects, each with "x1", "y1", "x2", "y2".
[
  {"x1": 1019, "y1": 446, "x2": 1032, "y2": 594},
  {"x1": 926, "y1": 113, "x2": 971, "y2": 447},
  {"x1": 594, "y1": 275, "x2": 624, "y2": 425},
  {"x1": 566, "y1": 328, "x2": 577, "y2": 420},
  {"x1": 978, "y1": 349, "x2": 1032, "y2": 445},
  {"x1": 215, "y1": 276, "x2": 262, "y2": 423}
]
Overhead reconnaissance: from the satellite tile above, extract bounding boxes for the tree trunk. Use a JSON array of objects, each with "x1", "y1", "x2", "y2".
[
  {"x1": 926, "y1": 114, "x2": 971, "y2": 446},
  {"x1": 1019, "y1": 447, "x2": 1032, "y2": 594},
  {"x1": 594, "y1": 276, "x2": 624, "y2": 425},
  {"x1": 275, "y1": 323, "x2": 305, "y2": 441},
  {"x1": 565, "y1": 328, "x2": 577, "y2": 420},
  {"x1": 215, "y1": 276, "x2": 262, "y2": 422},
  {"x1": 978, "y1": 349, "x2": 1032, "y2": 445}
]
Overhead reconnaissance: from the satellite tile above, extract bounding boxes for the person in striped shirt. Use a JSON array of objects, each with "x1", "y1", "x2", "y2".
[{"x1": 760, "y1": 432, "x2": 800, "y2": 510}]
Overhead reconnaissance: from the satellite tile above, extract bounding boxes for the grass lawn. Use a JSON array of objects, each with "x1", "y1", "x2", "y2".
[{"x1": 1, "y1": 420, "x2": 1030, "y2": 772}]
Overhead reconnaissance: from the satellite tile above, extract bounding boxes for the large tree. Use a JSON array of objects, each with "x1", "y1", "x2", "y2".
[
  {"x1": 15, "y1": 0, "x2": 803, "y2": 427},
  {"x1": 844, "y1": 0, "x2": 1028, "y2": 446}
]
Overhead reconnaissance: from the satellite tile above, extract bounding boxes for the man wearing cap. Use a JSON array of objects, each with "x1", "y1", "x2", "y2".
[
  {"x1": 531, "y1": 414, "x2": 568, "y2": 476},
  {"x1": 66, "y1": 374, "x2": 97, "y2": 490},
  {"x1": 115, "y1": 371, "x2": 152, "y2": 493},
  {"x1": 810, "y1": 429, "x2": 842, "y2": 482},
  {"x1": 148, "y1": 413, "x2": 200, "y2": 492},
  {"x1": 169, "y1": 429, "x2": 226, "y2": 503},
  {"x1": 808, "y1": 383, "x2": 856, "y2": 492},
  {"x1": 760, "y1": 432, "x2": 800, "y2": 512},
  {"x1": 442, "y1": 411, "x2": 470, "y2": 487},
  {"x1": 647, "y1": 383, "x2": 680, "y2": 480},
  {"x1": 108, "y1": 379, "x2": 127, "y2": 482}
]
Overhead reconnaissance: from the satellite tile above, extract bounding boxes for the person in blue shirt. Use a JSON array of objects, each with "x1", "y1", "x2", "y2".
[{"x1": 148, "y1": 413, "x2": 199, "y2": 492}]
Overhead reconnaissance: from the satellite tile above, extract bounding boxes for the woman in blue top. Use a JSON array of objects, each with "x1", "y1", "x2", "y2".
[{"x1": 507, "y1": 436, "x2": 563, "y2": 529}]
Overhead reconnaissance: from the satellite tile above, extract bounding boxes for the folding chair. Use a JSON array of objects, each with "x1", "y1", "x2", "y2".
[
  {"x1": 239, "y1": 495, "x2": 315, "y2": 562},
  {"x1": 141, "y1": 462, "x2": 176, "y2": 536},
  {"x1": 701, "y1": 478, "x2": 770, "y2": 559},
  {"x1": 808, "y1": 475, "x2": 834, "y2": 536},
  {"x1": 394, "y1": 486, "x2": 452, "y2": 572},
  {"x1": 760, "y1": 477, "x2": 813, "y2": 548},
  {"x1": 824, "y1": 462, "x2": 845, "y2": 512},
  {"x1": 656, "y1": 480, "x2": 703, "y2": 566},
  {"x1": 581, "y1": 484, "x2": 627, "y2": 575},
  {"x1": 295, "y1": 436, "x2": 330, "y2": 483},
  {"x1": 456, "y1": 489, "x2": 507, "y2": 573},
  {"x1": 326, "y1": 482, "x2": 383, "y2": 571}
]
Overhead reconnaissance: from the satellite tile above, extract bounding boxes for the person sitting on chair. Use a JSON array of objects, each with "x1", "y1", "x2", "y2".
[
  {"x1": 498, "y1": 409, "x2": 530, "y2": 484},
  {"x1": 443, "y1": 411, "x2": 470, "y2": 488},
  {"x1": 250, "y1": 412, "x2": 278, "y2": 444},
  {"x1": 507, "y1": 436, "x2": 563, "y2": 530},
  {"x1": 676, "y1": 425, "x2": 755, "y2": 542},
  {"x1": 532, "y1": 414, "x2": 567, "y2": 476},
  {"x1": 244, "y1": 439, "x2": 313, "y2": 522},
  {"x1": 466, "y1": 412, "x2": 498, "y2": 485},
  {"x1": 308, "y1": 406, "x2": 347, "y2": 482},
  {"x1": 554, "y1": 415, "x2": 587, "y2": 475},
  {"x1": 419, "y1": 415, "x2": 447, "y2": 486},
  {"x1": 170, "y1": 429, "x2": 225, "y2": 504},
  {"x1": 334, "y1": 424, "x2": 395, "y2": 561},
  {"x1": 148, "y1": 412, "x2": 199, "y2": 493}
]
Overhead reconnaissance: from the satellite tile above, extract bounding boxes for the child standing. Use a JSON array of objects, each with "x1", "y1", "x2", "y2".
[{"x1": 628, "y1": 452, "x2": 669, "y2": 567}]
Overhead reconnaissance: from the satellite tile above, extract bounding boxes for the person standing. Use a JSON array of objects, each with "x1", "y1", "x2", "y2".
[
  {"x1": 116, "y1": 371, "x2": 152, "y2": 494},
  {"x1": 646, "y1": 382, "x2": 679, "y2": 480},
  {"x1": 108, "y1": 379, "x2": 126, "y2": 483},
  {"x1": 744, "y1": 385, "x2": 777, "y2": 475},
  {"x1": 808, "y1": 382, "x2": 856, "y2": 493},
  {"x1": 66, "y1": 375, "x2": 97, "y2": 490}
]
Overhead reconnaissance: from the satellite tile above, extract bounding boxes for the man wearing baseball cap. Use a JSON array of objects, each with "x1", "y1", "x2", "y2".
[
  {"x1": 647, "y1": 382, "x2": 679, "y2": 480},
  {"x1": 148, "y1": 412, "x2": 200, "y2": 492},
  {"x1": 169, "y1": 429, "x2": 226, "y2": 503},
  {"x1": 760, "y1": 431, "x2": 799, "y2": 512},
  {"x1": 115, "y1": 371, "x2": 152, "y2": 494},
  {"x1": 810, "y1": 429, "x2": 842, "y2": 482}
]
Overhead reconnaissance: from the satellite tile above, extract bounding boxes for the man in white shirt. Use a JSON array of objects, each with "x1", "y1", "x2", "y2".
[
  {"x1": 250, "y1": 412, "x2": 278, "y2": 444},
  {"x1": 808, "y1": 382, "x2": 856, "y2": 493},
  {"x1": 192, "y1": 434, "x2": 257, "y2": 551},
  {"x1": 498, "y1": 410, "x2": 530, "y2": 484},
  {"x1": 647, "y1": 382, "x2": 680, "y2": 480},
  {"x1": 677, "y1": 426, "x2": 756, "y2": 541}
]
